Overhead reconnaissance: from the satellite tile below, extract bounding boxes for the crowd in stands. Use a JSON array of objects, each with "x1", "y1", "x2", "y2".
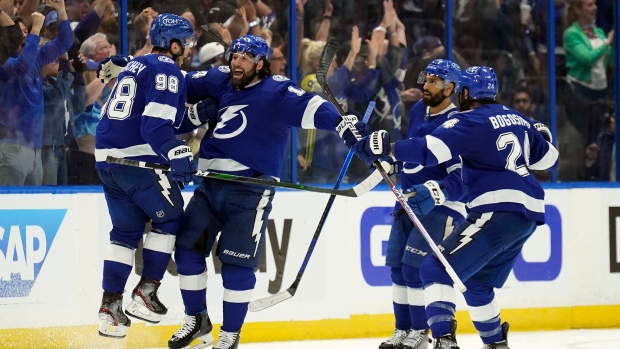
[{"x1": 0, "y1": 0, "x2": 616, "y2": 186}]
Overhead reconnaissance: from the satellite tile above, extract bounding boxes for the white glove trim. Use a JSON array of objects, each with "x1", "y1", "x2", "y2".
[
  {"x1": 423, "y1": 180, "x2": 446, "y2": 206},
  {"x1": 167, "y1": 145, "x2": 193, "y2": 160},
  {"x1": 336, "y1": 115, "x2": 359, "y2": 137},
  {"x1": 188, "y1": 104, "x2": 203, "y2": 127},
  {"x1": 533, "y1": 123, "x2": 552, "y2": 143}
]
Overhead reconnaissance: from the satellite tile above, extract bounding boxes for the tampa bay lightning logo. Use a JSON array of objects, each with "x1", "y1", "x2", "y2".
[{"x1": 213, "y1": 105, "x2": 248, "y2": 139}]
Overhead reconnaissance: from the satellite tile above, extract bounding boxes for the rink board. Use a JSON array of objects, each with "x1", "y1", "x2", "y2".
[{"x1": 0, "y1": 187, "x2": 619, "y2": 348}]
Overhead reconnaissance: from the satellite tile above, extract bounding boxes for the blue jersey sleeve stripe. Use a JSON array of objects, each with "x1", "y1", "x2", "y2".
[
  {"x1": 300, "y1": 95, "x2": 325, "y2": 129},
  {"x1": 94, "y1": 144, "x2": 158, "y2": 162},
  {"x1": 529, "y1": 145, "x2": 559, "y2": 170},
  {"x1": 426, "y1": 135, "x2": 452, "y2": 164},
  {"x1": 144, "y1": 102, "x2": 178, "y2": 122},
  {"x1": 467, "y1": 189, "x2": 545, "y2": 214}
]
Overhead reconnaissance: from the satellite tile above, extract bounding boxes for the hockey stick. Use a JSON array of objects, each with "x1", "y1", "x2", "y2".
[
  {"x1": 314, "y1": 37, "x2": 466, "y2": 292},
  {"x1": 248, "y1": 101, "x2": 375, "y2": 312},
  {"x1": 184, "y1": 0, "x2": 230, "y2": 48},
  {"x1": 105, "y1": 156, "x2": 383, "y2": 198}
]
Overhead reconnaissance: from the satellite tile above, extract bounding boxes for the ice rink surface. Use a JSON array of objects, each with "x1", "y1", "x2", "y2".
[{"x1": 147, "y1": 328, "x2": 620, "y2": 349}]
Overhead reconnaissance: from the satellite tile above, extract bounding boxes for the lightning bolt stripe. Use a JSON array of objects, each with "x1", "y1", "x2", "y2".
[
  {"x1": 449, "y1": 212, "x2": 493, "y2": 255},
  {"x1": 251, "y1": 189, "x2": 272, "y2": 258},
  {"x1": 157, "y1": 173, "x2": 174, "y2": 206}
]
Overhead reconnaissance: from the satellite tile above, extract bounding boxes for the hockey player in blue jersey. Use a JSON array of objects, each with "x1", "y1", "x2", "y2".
[
  {"x1": 354, "y1": 66, "x2": 558, "y2": 349},
  {"x1": 164, "y1": 35, "x2": 367, "y2": 349},
  {"x1": 379, "y1": 59, "x2": 467, "y2": 349},
  {"x1": 94, "y1": 14, "x2": 198, "y2": 339}
]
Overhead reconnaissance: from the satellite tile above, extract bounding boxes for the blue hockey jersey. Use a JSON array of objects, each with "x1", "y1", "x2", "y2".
[
  {"x1": 185, "y1": 67, "x2": 344, "y2": 179},
  {"x1": 393, "y1": 103, "x2": 559, "y2": 224},
  {"x1": 401, "y1": 101, "x2": 466, "y2": 219},
  {"x1": 95, "y1": 54, "x2": 187, "y2": 169}
]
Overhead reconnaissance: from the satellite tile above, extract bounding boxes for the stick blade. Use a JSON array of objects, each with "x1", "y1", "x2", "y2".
[
  {"x1": 248, "y1": 289, "x2": 295, "y2": 312},
  {"x1": 316, "y1": 37, "x2": 340, "y2": 87}
]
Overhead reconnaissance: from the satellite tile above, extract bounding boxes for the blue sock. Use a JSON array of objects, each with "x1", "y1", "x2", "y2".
[
  {"x1": 221, "y1": 263, "x2": 255, "y2": 332},
  {"x1": 391, "y1": 267, "x2": 411, "y2": 330},
  {"x1": 175, "y1": 245, "x2": 208, "y2": 315},
  {"x1": 401, "y1": 264, "x2": 427, "y2": 330}
]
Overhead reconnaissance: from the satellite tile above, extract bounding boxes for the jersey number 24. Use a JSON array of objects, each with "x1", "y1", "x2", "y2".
[{"x1": 496, "y1": 132, "x2": 529, "y2": 177}]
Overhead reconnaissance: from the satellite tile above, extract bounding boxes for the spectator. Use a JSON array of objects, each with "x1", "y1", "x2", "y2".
[
  {"x1": 512, "y1": 85, "x2": 548, "y2": 125},
  {"x1": 270, "y1": 46, "x2": 287, "y2": 76},
  {"x1": 596, "y1": 116, "x2": 615, "y2": 181},
  {"x1": 563, "y1": 0, "x2": 614, "y2": 102},
  {"x1": 67, "y1": 32, "x2": 112, "y2": 184},
  {"x1": 41, "y1": 52, "x2": 68, "y2": 185},
  {"x1": 0, "y1": 1, "x2": 72, "y2": 186},
  {"x1": 196, "y1": 42, "x2": 225, "y2": 71},
  {"x1": 0, "y1": 4, "x2": 23, "y2": 65},
  {"x1": 581, "y1": 142, "x2": 600, "y2": 180}
]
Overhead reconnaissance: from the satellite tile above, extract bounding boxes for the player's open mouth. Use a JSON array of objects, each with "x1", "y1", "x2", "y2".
[
  {"x1": 423, "y1": 92, "x2": 431, "y2": 98},
  {"x1": 233, "y1": 70, "x2": 244, "y2": 77}
]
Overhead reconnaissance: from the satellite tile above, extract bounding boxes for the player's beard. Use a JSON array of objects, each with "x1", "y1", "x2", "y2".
[
  {"x1": 230, "y1": 68, "x2": 258, "y2": 88},
  {"x1": 422, "y1": 90, "x2": 445, "y2": 108}
]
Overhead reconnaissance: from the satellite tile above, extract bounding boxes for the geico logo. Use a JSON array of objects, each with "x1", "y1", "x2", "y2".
[
  {"x1": 0, "y1": 226, "x2": 47, "y2": 281},
  {"x1": 174, "y1": 148, "x2": 190, "y2": 156}
]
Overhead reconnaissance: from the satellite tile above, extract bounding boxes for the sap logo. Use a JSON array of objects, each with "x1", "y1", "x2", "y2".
[
  {"x1": 360, "y1": 205, "x2": 562, "y2": 286},
  {"x1": 0, "y1": 210, "x2": 66, "y2": 298}
]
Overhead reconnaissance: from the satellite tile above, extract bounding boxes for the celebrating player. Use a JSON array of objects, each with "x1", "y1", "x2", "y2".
[
  {"x1": 94, "y1": 14, "x2": 200, "y2": 339},
  {"x1": 354, "y1": 66, "x2": 558, "y2": 349},
  {"x1": 379, "y1": 59, "x2": 466, "y2": 349},
  {"x1": 164, "y1": 35, "x2": 367, "y2": 349}
]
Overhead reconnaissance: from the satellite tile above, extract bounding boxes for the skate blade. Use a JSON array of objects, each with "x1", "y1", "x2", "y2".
[
  {"x1": 186, "y1": 333, "x2": 215, "y2": 349},
  {"x1": 98, "y1": 318, "x2": 129, "y2": 339},
  {"x1": 125, "y1": 300, "x2": 163, "y2": 324}
]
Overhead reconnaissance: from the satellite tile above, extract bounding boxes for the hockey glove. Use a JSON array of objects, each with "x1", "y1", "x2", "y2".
[
  {"x1": 97, "y1": 55, "x2": 132, "y2": 83},
  {"x1": 187, "y1": 98, "x2": 220, "y2": 137},
  {"x1": 160, "y1": 139, "x2": 197, "y2": 185},
  {"x1": 353, "y1": 130, "x2": 391, "y2": 165},
  {"x1": 533, "y1": 122, "x2": 552, "y2": 143},
  {"x1": 337, "y1": 115, "x2": 371, "y2": 148},
  {"x1": 403, "y1": 180, "x2": 446, "y2": 215}
]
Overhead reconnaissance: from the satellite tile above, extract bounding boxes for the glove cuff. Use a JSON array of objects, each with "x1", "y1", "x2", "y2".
[
  {"x1": 187, "y1": 104, "x2": 203, "y2": 127},
  {"x1": 336, "y1": 115, "x2": 359, "y2": 138},
  {"x1": 423, "y1": 180, "x2": 446, "y2": 206},
  {"x1": 160, "y1": 140, "x2": 193, "y2": 160},
  {"x1": 533, "y1": 123, "x2": 552, "y2": 143}
]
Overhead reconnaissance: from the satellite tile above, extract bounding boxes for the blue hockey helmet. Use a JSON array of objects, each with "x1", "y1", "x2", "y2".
[
  {"x1": 225, "y1": 35, "x2": 270, "y2": 63},
  {"x1": 458, "y1": 66, "x2": 498, "y2": 100},
  {"x1": 150, "y1": 14, "x2": 197, "y2": 50},
  {"x1": 417, "y1": 59, "x2": 462, "y2": 91}
]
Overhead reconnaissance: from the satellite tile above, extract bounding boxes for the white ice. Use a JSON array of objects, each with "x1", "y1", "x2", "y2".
[{"x1": 147, "y1": 328, "x2": 620, "y2": 348}]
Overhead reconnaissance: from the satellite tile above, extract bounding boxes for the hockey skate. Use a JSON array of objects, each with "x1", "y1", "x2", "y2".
[
  {"x1": 213, "y1": 329, "x2": 240, "y2": 349},
  {"x1": 125, "y1": 276, "x2": 167, "y2": 323},
  {"x1": 98, "y1": 291, "x2": 131, "y2": 338},
  {"x1": 482, "y1": 322, "x2": 510, "y2": 349},
  {"x1": 168, "y1": 312, "x2": 214, "y2": 349},
  {"x1": 433, "y1": 320, "x2": 459, "y2": 349},
  {"x1": 400, "y1": 329, "x2": 431, "y2": 349},
  {"x1": 379, "y1": 329, "x2": 410, "y2": 349}
]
